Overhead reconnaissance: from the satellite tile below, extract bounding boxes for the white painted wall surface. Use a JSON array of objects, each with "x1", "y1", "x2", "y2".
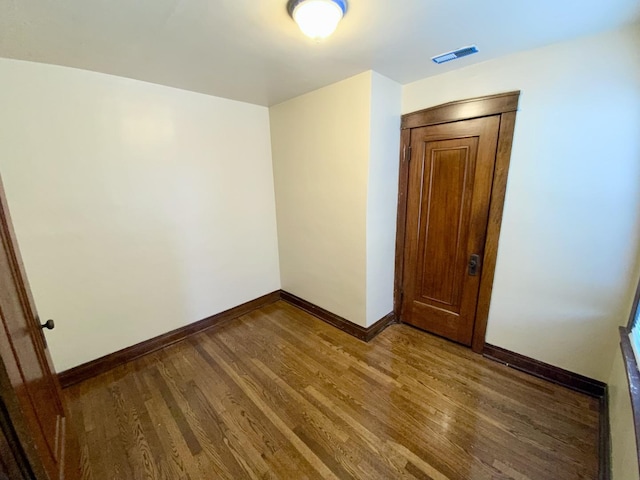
[
  {"x1": 0, "y1": 58, "x2": 281, "y2": 372},
  {"x1": 366, "y1": 72, "x2": 402, "y2": 326},
  {"x1": 270, "y1": 72, "x2": 371, "y2": 326},
  {"x1": 403, "y1": 25, "x2": 640, "y2": 381}
]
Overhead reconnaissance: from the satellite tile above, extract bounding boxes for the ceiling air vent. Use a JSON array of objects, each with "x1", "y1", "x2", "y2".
[{"x1": 432, "y1": 45, "x2": 479, "y2": 64}]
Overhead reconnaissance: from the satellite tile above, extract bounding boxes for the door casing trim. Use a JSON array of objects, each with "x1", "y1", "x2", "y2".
[{"x1": 394, "y1": 91, "x2": 520, "y2": 353}]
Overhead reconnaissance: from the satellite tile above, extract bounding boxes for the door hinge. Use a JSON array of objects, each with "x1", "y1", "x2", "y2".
[{"x1": 403, "y1": 145, "x2": 412, "y2": 164}]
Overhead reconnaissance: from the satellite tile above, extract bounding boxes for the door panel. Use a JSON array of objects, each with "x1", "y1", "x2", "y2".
[
  {"x1": 0, "y1": 177, "x2": 79, "y2": 480},
  {"x1": 416, "y1": 141, "x2": 477, "y2": 308},
  {"x1": 402, "y1": 116, "x2": 499, "y2": 345}
]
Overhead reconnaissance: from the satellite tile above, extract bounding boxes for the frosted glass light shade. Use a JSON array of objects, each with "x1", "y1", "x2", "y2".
[{"x1": 291, "y1": 0, "x2": 346, "y2": 39}]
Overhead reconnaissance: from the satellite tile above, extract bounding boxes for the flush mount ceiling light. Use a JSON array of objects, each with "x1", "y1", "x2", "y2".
[{"x1": 287, "y1": 0, "x2": 347, "y2": 40}]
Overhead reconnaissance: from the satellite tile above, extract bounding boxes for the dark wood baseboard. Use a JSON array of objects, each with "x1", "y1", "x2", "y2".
[
  {"x1": 483, "y1": 343, "x2": 610, "y2": 479},
  {"x1": 59, "y1": 289, "x2": 395, "y2": 388},
  {"x1": 280, "y1": 291, "x2": 396, "y2": 342},
  {"x1": 58, "y1": 291, "x2": 281, "y2": 388},
  {"x1": 483, "y1": 343, "x2": 606, "y2": 397}
]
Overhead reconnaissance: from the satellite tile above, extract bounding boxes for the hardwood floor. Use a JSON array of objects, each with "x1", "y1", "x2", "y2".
[{"x1": 65, "y1": 301, "x2": 600, "y2": 479}]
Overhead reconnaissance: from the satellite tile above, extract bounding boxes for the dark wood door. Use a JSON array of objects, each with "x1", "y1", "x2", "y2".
[
  {"x1": 401, "y1": 116, "x2": 500, "y2": 345},
  {"x1": 0, "y1": 177, "x2": 79, "y2": 479}
]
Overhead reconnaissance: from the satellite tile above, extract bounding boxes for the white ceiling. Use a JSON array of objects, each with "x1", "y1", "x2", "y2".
[{"x1": 1, "y1": 0, "x2": 638, "y2": 106}]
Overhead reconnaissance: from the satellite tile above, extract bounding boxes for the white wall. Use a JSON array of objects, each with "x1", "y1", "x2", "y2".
[
  {"x1": 270, "y1": 71, "x2": 401, "y2": 327},
  {"x1": 366, "y1": 72, "x2": 402, "y2": 326},
  {"x1": 403, "y1": 26, "x2": 640, "y2": 382},
  {"x1": 270, "y1": 72, "x2": 371, "y2": 326},
  {"x1": 0, "y1": 58, "x2": 281, "y2": 372}
]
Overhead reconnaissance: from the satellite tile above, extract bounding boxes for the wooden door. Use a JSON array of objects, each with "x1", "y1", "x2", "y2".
[
  {"x1": 401, "y1": 116, "x2": 500, "y2": 345},
  {"x1": 0, "y1": 177, "x2": 79, "y2": 479}
]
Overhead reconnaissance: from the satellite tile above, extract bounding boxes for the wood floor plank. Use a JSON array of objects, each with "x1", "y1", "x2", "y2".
[
  {"x1": 143, "y1": 393, "x2": 199, "y2": 480},
  {"x1": 212, "y1": 326, "x2": 404, "y2": 479},
  {"x1": 222, "y1": 342, "x2": 397, "y2": 479},
  {"x1": 109, "y1": 383, "x2": 164, "y2": 480},
  {"x1": 66, "y1": 300, "x2": 600, "y2": 480},
  {"x1": 145, "y1": 366, "x2": 203, "y2": 457},
  {"x1": 161, "y1": 334, "x2": 316, "y2": 479},
  {"x1": 160, "y1": 346, "x2": 272, "y2": 479},
  {"x1": 192, "y1": 338, "x2": 340, "y2": 480}
]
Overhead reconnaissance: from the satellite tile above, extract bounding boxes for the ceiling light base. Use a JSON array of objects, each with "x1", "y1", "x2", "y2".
[
  {"x1": 287, "y1": 0, "x2": 347, "y2": 17},
  {"x1": 287, "y1": 0, "x2": 348, "y2": 39}
]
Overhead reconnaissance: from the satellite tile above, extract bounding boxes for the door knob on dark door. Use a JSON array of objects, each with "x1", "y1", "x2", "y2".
[
  {"x1": 40, "y1": 319, "x2": 55, "y2": 330},
  {"x1": 468, "y1": 254, "x2": 481, "y2": 276}
]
